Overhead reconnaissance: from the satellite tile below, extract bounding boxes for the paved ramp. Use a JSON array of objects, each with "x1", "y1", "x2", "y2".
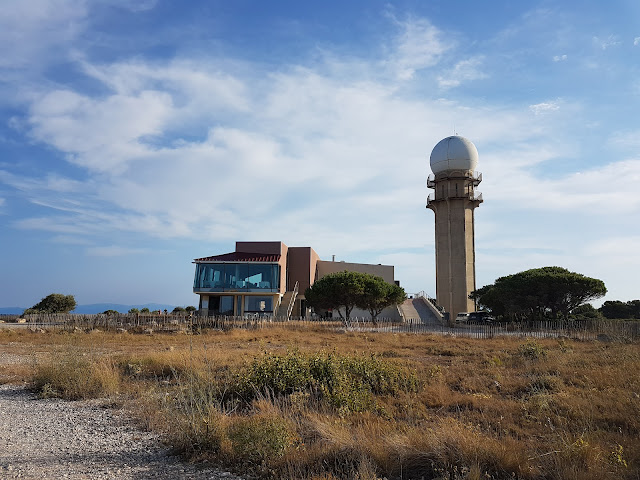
[{"x1": 399, "y1": 297, "x2": 444, "y2": 325}]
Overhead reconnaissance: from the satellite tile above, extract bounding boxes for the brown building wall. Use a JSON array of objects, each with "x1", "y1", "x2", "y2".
[
  {"x1": 287, "y1": 247, "x2": 320, "y2": 295},
  {"x1": 316, "y1": 260, "x2": 395, "y2": 284}
]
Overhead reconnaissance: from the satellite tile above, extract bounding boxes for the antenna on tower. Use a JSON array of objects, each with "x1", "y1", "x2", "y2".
[{"x1": 453, "y1": 124, "x2": 457, "y2": 135}]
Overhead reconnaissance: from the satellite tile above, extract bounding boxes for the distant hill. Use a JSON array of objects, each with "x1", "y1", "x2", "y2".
[{"x1": 0, "y1": 303, "x2": 191, "y2": 315}]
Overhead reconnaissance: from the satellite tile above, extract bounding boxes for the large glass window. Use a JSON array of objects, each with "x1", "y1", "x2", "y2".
[
  {"x1": 219, "y1": 296, "x2": 234, "y2": 315},
  {"x1": 194, "y1": 263, "x2": 280, "y2": 292},
  {"x1": 248, "y1": 264, "x2": 276, "y2": 290},
  {"x1": 244, "y1": 296, "x2": 274, "y2": 313},
  {"x1": 224, "y1": 264, "x2": 249, "y2": 289}
]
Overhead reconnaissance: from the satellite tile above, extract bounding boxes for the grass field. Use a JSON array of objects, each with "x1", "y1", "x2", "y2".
[{"x1": 1, "y1": 326, "x2": 638, "y2": 479}]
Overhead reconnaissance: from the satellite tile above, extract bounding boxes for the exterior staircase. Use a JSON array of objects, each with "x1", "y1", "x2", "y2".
[
  {"x1": 277, "y1": 281, "x2": 298, "y2": 320},
  {"x1": 398, "y1": 296, "x2": 444, "y2": 325}
]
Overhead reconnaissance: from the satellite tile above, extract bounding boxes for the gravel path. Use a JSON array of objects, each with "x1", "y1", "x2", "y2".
[{"x1": 0, "y1": 384, "x2": 243, "y2": 479}]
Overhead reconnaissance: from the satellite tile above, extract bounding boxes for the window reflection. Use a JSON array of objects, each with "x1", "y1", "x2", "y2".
[
  {"x1": 194, "y1": 263, "x2": 280, "y2": 292},
  {"x1": 244, "y1": 296, "x2": 273, "y2": 313}
]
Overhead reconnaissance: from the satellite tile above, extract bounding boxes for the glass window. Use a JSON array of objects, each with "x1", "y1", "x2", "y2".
[
  {"x1": 248, "y1": 264, "x2": 274, "y2": 289},
  {"x1": 244, "y1": 296, "x2": 274, "y2": 313},
  {"x1": 194, "y1": 264, "x2": 225, "y2": 289},
  {"x1": 194, "y1": 263, "x2": 280, "y2": 291},
  {"x1": 220, "y1": 296, "x2": 234, "y2": 315},
  {"x1": 225, "y1": 264, "x2": 248, "y2": 289}
]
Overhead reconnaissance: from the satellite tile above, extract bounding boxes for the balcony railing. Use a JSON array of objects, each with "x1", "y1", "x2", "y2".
[
  {"x1": 427, "y1": 172, "x2": 482, "y2": 187},
  {"x1": 427, "y1": 191, "x2": 483, "y2": 206}
]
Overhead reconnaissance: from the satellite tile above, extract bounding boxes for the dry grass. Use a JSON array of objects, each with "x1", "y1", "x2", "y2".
[{"x1": 1, "y1": 326, "x2": 638, "y2": 479}]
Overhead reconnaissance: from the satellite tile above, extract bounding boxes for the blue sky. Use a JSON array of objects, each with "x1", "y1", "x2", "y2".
[{"x1": 1, "y1": 0, "x2": 639, "y2": 308}]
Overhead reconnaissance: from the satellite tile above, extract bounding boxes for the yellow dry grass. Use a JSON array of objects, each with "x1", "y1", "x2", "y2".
[{"x1": 1, "y1": 326, "x2": 638, "y2": 479}]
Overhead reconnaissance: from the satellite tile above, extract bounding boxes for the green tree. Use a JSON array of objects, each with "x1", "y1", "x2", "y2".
[
  {"x1": 172, "y1": 306, "x2": 186, "y2": 313},
  {"x1": 103, "y1": 309, "x2": 119, "y2": 315},
  {"x1": 471, "y1": 267, "x2": 606, "y2": 321},
  {"x1": 305, "y1": 271, "x2": 367, "y2": 322},
  {"x1": 570, "y1": 304, "x2": 603, "y2": 321},
  {"x1": 356, "y1": 274, "x2": 406, "y2": 323},
  {"x1": 600, "y1": 300, "x2": 640, "y2": 319},
  {"x1": 23, "y1": 293, "x2": 77, "y2": 315},
  {"x1": 185, "y1": 305, "x2": 197, "y2": 312},
  {"x1": 140, "y1": 307, "x2": 150, "y2": 313},
  {"x1": 128, "y1": 308, "x2": 140, "y2": 314}
]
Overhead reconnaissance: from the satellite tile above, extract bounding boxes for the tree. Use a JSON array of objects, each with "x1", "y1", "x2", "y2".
[
  {"x1": 356, "y1": 274, "x2": 406, "y2": 323},
  {"x1": 305, "y1": 271, "x2": 367, "y2": 322},
  {"x1": 103, "y1": 309, "x2": 119, "y2": 315},
  {"x1": 23, "y1": 293, "x2": 76, "y2": 315},
  {"x1": 305, "y1": 271, "x2": 405, "y2": 323},
  {"x1": 140, "y1": 307, "x2": 150, "y2": 313},
  {"x1": 600, "y1": 300, "x2": 640, "y2": 319},
  {"x1": 172, "y1": 306, "x2": 186, "y2": 313},
  {"x1": 128, "y1": 308, "x2": 140, "y2": 314},
  {"x1": 470, "y1": 267, "x2": 607, "y2": 321},
  {"x1": 570, "y1": 304, "x2": 603, "y2": 321},
  {"x1": 185, "y1": 306, "x2": 197, "y2": 312}
]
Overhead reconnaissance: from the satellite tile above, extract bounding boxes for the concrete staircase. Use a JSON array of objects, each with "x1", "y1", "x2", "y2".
[
  {"x1": 277, "y1": 285, "x2": 298, "y2": 320},
  {"x1": 399, "y1": 297, "x2": 444, "y2": 325}
]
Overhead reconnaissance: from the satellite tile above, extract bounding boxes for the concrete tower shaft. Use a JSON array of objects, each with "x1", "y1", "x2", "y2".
[{"x1": 427, "y1": 136, "x2": 482, "y2": 323}]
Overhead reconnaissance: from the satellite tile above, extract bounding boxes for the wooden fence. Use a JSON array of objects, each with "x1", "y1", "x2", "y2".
[{"x1": 4, "y1": 313, "x2": 638, "y2": 341}]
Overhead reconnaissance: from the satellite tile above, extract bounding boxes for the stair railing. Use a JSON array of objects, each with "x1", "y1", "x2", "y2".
[{"x1": 285, "y1": 281, "x2": 299, "y2": 321}]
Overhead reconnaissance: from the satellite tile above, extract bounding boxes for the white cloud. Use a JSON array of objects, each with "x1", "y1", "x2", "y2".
[
  {"x1": 593, "y1": 35, "x2": 621, "y2": 50},
  {"x1": 609, "y1": 129, "x2": 640, "y2": 150},
  {"x1": 27, "y1": 89, "x2": 174, "y2": 173},
  {"x1": 384, "y1": 15, "x2": 451, "y2": 80},
  {"x1": 529, "y1": 101, "x2": 560, "y2": 115},
  {"x1": 437, "y1": 57, "x2": 488, "y2": 89},
  {"x1": 0, "y1": 0, "x2": 87, "y2": 69},
  {"x1": 634, "y1": 37, "x2": 640, "y2": 46},
  {"x1": 553, "y1": 54, "x2": 567, "y2": 62}
]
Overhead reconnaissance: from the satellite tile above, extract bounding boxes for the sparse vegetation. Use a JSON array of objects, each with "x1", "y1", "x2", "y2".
[{"x1": 1, "y1": 326, "x2": 638, "y2": 479}]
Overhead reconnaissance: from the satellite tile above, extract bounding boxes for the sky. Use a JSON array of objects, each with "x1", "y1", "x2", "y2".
[{"x1": 1, "y1": 0, "x2": 639, "y2": 309}]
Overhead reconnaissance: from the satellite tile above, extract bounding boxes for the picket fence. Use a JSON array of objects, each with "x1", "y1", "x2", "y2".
[{"x1": 3, "y1": 313, "x2": 638, "y2": 341}]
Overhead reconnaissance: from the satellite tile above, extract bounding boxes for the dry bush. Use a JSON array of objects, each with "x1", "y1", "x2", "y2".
[{"x1": 32, "y1": 346, "x2": 120, "y2": 400}]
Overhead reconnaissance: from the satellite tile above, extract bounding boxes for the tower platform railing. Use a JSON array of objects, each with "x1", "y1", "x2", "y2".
[
  {"x1": 427, "y1": 191, "x2": 483, "y2": 206},
  {"x1": 427, "y1": 172, "x2": 482, "y2": 187}
]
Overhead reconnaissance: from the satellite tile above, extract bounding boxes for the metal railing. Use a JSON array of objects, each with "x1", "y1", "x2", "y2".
[{"x1": 286, "y1": 281, "x2": 299, "y2": 321}]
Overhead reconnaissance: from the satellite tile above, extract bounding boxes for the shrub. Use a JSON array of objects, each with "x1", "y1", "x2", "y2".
[
  {"x1": 227, "y1": 413, "x2": 295, "y2": 462},
  {"x1": 517, "y1": 341, "x2": 547, "y2": 361},
  {"x1": 32, "y1": 348, "x2": 120, "y2": 400},
  {"x1": 234, "y1": 351, "x2": 420, "y2": 413}
]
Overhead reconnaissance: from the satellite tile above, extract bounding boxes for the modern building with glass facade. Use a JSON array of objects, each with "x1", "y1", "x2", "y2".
[{"x1": 193, "y1": 241, "x2": 399, "y2": 318}]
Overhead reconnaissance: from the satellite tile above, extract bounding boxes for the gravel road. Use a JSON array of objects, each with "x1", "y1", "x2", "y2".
[{"x1": 0, "y1": 384, "x2": 243, "y2": 479}]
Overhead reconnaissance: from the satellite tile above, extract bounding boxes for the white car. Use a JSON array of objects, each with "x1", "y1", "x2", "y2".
[{"x1": 455, "y1": 312, "x2": 470, "y2": 323}]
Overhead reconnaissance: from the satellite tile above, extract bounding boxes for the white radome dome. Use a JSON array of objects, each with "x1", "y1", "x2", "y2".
[{"x1": 430, "y1": 135, "x2": 478, "y2": 174}]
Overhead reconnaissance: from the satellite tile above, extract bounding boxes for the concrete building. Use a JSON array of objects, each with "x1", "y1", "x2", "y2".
[
  {"x1": 426, "y1": 136, "x2": 483, "y2": 322},
  {"x1": 193, "y1": 241, "x2": 399, "y2": 319}
]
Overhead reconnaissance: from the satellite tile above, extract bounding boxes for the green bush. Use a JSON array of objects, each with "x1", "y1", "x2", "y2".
[
  {"x1": 227, "y1": 414, "x2": 294, "y2": 461},
  {"x1": 517, "y1": 341, "x2": 548, "y2": 361},
  {"x1": 235, "y1": 350, "x2": 420, "y2": 413}
]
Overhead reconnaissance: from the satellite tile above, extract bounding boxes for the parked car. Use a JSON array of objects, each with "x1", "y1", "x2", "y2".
[
  {"x1": 455, "y1": 312, "x2": 470, "y2": 323},
  {"x1": 468, "y1": 311, "x2": 494, "y2": 324}
]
